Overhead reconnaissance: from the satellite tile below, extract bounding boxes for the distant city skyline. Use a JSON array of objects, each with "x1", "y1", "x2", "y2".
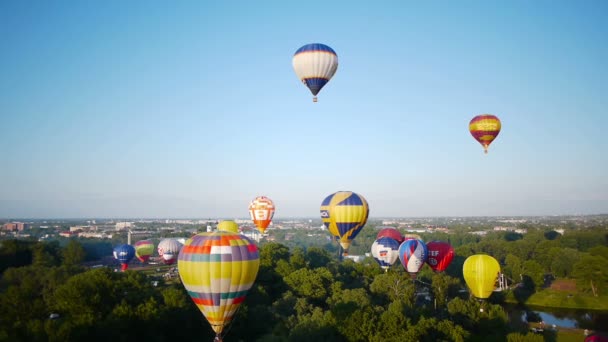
[{"x1": 1, "y1": 1, "x2": 607, "y2": 218}]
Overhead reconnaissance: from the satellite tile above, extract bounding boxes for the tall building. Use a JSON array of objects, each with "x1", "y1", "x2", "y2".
[{"x1": 2, "y1": 222, "x2": 29, "y2": 231}]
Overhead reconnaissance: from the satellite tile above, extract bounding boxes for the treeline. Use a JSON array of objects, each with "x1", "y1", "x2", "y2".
[{"x1": 1, "y1": 226, "x2": 607, "y2": 342}]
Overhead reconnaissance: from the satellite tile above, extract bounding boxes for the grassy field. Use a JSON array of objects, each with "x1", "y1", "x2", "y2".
[
  {"x1": 528, "y1": 322, "x2": 598, "y2": 342},
  {"x1": 519, "y1": 290, "x2": 608, "y2": 310}
]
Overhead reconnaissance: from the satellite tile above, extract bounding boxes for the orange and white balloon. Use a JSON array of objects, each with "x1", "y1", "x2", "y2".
[{"x1": 248, "y1": 196, "x2": 275, "y2": 234}]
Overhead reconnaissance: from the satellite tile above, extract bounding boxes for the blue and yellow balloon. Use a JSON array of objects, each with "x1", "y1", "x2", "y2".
[{"x1": 320, "y1": 191, "x2": 369, "y2": 255}]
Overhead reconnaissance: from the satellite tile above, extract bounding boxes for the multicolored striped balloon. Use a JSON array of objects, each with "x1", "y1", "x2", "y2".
[
  {"x1": 134, "y1": 239, "x2": 154, "y2": 263},
  {"x1": 469, "y1": 114, "x2": 501, "y2": 154},
  {"x1": 398, "y1": 239, "x2": 428, "y2": 279},
  {"x1": 293, "y1": 43, "x2": 338, "y2": 102},
  {"x1": 248, "y1": 196, "x2": 275, "y2": 234},
  {"x1": 178, "y1": 231, "x2": 259, "y2": 340},
  {"x1": 320, "y1": 191, "x2": 369, "y2": 254}
]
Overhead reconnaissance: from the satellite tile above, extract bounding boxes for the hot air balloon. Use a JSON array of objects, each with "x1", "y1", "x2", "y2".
[
  {"x1": 376, "y1": 227, "x2": 404, "y2": 244},
  {"x1": 134, "y1": 239, "x2": 154, "y2": 263},
  {"x1": 292, "y1": 43, "x2": 338, "y2": 102},
  {"x1": 426, "y1": 241, "x2": 454, "y2": 273},
  {"x1": 217, "y1": 220, "x2": 239, "y2": 234},
  {"x1": 469, "y1": 114, "x2": 501, "y2": 154},
  {"x1": 157, "y1": 238, "x2": 183, "y2": 265},
  {"x1": 463, "y1": 254, "x2": 501, "y2": 299},
  {"x1": 248, "y1": 196, "x2": 275, "y2": 234},
  {"x1": 320, "y1": 191, "x2": 369, "y2": 256},
  {"x1": 371, "y1": 237, "x2": 400, "y2": 271},
  {"x1": 586, "y1": 334, "x2": 608, "y2": 342},
  {"x1": 178, "y1": 231, "x2": 260, "y2": 342},
  {"x1": 398, "y1": 239, "x2": 428, "y2": 279},
  {"x1": 113, "y1": 244, "x2": 135, "y2": 271}
]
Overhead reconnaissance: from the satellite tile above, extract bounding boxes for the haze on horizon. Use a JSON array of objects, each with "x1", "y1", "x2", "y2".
[{"x1": 1, "y1": 1, "x2": 607, "y2": 219}]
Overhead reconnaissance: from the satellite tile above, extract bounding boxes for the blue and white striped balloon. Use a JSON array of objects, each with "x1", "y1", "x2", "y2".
[
  {"x1": 371, "y1": 237, "x2": 400, "y2": 271},
  {"x1": 292, "y1": 43, "x2": 338, "y2": 102}
]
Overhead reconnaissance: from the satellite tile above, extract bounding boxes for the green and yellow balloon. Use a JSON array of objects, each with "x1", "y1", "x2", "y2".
[{"x1": 217, "y1": 220, "x2": 239, "y2": 233}]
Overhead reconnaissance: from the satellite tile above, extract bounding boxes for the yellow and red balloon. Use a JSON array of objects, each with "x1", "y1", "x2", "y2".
[{"x1": 469, "y1": 114, "x2": 501, "y2": 154}]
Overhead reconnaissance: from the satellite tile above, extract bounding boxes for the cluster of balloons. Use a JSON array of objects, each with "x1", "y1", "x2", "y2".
[
  {"x1": 112, "y1": 238, "x2": 184, "y2": 271},
  {"x1": 293, "y1": 43, "x2": 502, "y2": 153},
  {"x1": 368, "y1": 224, "x2": 457, "y2": 279}
]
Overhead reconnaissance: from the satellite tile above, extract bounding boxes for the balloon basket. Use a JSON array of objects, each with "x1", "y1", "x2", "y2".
[{"x1": 313, "y1": 96, "x2": 318, "y2": 102}]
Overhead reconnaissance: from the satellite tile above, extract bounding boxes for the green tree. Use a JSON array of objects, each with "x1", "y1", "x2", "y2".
[
  {"x1": 431, "y1": 272, "x2": 461, "y2": 309},
  {"x1": 61, "y1": 239, "x2": 86, "y2": 266},
  {"x1": 284, "y1": 267, "x2": 335, "y2": 303},
  {"x1": 370, "y1": 272, "x2": 415, "y2": 307},
  {"x1": 572, "y1": 254, "x2": 608, "y2": 296},
  {"x1": 522, "y1": 260, "x2": 544, "y2": 291}
]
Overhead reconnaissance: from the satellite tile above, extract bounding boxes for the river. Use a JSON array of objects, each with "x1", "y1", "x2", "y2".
[{"x1": 505, "y1": 304, "x2": 608, "y2": 331}]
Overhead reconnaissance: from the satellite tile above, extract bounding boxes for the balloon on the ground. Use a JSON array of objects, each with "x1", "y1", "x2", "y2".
[
  {"x1": 178, "y1": 231, "x2": 260, "y2": 341},
  {"x1": 157, "y1": 238, "x2": 183, "y2": 265},
  {"x1": 398, "y1": 239, "x2": 428, "y2": 279},
  {"x1": 463, "y1": 254, "x2": 501, "y2": 299},
  {"x1": 248, "y1": 196, "x2": 275, "y2": 234},
  {"x1": 113, "y1": 244, "x2": 135, "y2": 271},
  {"x1": 376, "y1": 227, "x2": 404, "y2": 244},
  {"x1": 426, "y1": 241, "x2": 454, "y2": 272},
  {"x1": 320, "y1": 191, "x2": 369, "y2": 255},
  {"x1": 371, "y1": 237, "x2": 400, "y2": 271},
  {"x1": 134, "y1": 240, "x2": 154, "y2": 263},
  {"x1": 469, "y1": 114, "x2": 501, "y2": 154},
  {"x1": 292, "y1": 43, "x2": 338, "y2": 102},
  {"x1": 217, "y1": 220, "x2": 239, "y2": 234}
]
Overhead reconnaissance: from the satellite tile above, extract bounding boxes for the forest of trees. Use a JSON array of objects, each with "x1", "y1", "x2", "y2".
[{"x1": 1, "y1": 226, "x2": 607, "y2": 342}]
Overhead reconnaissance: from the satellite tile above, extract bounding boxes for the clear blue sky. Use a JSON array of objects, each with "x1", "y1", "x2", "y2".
[{"x1": 1, "y1": 0, "x2": 607, "y2": 219}]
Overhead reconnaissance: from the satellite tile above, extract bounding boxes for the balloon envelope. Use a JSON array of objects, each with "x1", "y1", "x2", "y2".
[
  {"x1": 469, "y1": 114, "x2": 501, "y2": 154},
  {"x1": 134, "y1": 240, "x2": 154, "y2": 263},
  {"x1": 178, "y1": 231, "x2": 260, "y2": 338},
  {"x1": 320, "y1": 191, "x2": 369, "y2": 253},
  {"x1": 426, "y1": 241, "x2": 454, "y2": 272},
  {"x1": 157, "y1": 238, "x2": 183, "y2": 265},
  {"x1": 113, "y1": 244, "x2": 135, "y2": 271},
  {"x1": 292, "y1": 43, "x2": 338, "y2": 102},
  {"x1": 376, "y1": 227, "x2": 404, "y2": 244},
  {"x1": 398, "y1": 239, "x2": 428, "y2": 278},
  {"x1": 371, "y1": 237, "x2": 400, "y2": 270},
  {"x1": 217, "y1": 220, "x2": 239, "y2": 234},
  {"x1": 463, "y1": 254, "x2": 501, "y2": 299},
  {"x1": 248, "y1": 196, "x2": 275, "y2": 234}
]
